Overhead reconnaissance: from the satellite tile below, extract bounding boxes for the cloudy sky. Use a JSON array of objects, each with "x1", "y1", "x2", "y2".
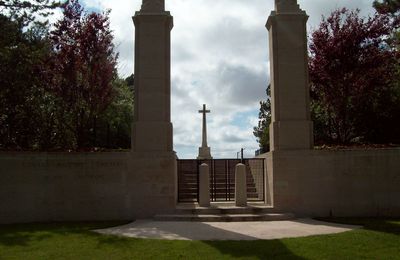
[{"x1": 78, "y1": 0, "x2": 375, "y2": 158}]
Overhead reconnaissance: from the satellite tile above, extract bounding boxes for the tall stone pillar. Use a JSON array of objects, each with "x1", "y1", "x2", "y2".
[
  {"x1": 266, "y1": 0, "x2": 313, "y2": 151},
  {"x1": 127, "y1": 0, "x2": 177, "y2": 218},
  {"x1": 132, "y1": 0, "x2": 173, "y2": 152}
]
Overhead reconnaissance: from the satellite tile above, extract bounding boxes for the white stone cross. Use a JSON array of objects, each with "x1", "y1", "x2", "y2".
[{"x1": 199, "y1": 104, "x2": 210, "y2": 148}]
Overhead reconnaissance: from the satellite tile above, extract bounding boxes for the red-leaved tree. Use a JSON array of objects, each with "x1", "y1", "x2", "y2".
[
  {"x1": 309, "y1": 8, "x2": 399, "y2": 144},
  {"x1": 50, "y1": 0, "x2": 117, "y2": 149}
]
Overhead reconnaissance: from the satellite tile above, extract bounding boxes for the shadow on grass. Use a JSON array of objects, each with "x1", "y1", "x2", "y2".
[
  {"x1": 1, "y1": 221, "x2": 305, "y2": 259},
  {"x1": 2, "y1": 219, "x2": 398, "y2": 259},
  {"x1": 203, "y1": 240, "x2": 305, "y2": 259},
  {"x1": 316, "y1": 217, "x2": 400, "y2": 236},
  {"x1": 0, "y1": 221, "x2": 130, "y2": 247}
]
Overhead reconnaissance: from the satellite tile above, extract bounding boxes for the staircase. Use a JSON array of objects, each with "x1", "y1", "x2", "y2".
[
  {"x1": 154, "y1": 203, "x2": 295, "y2": 222},
  {"x1": 178, "y1": 159, "x2": 264, "y2": 202}
]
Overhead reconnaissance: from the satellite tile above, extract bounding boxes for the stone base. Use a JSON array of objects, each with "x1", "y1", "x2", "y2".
[
  {"x1": 127, "y1": 151, "x2": 178, "y2": 218},
  {"x1": 269, "y1": 120, "x2": 313, "y2": 151},
  {"x1": 197, "y1": 146, "x2": 212, "y2": 160},
  {"x1": 266, "y1": 149, "x2": 400, "y2": 217}
]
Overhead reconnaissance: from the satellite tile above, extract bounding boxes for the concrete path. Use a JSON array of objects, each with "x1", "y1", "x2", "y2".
[{"x1": 95, "y1": 219, "x2": 360, "y2": 241}]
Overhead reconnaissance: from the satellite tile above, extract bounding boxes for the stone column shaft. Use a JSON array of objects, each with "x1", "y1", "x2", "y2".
[
  {"x1": 202, "y1": 111, "x2": 207, "y2": 147},
  {"x1": 266, "y1": 0, "x2": 313, "y2": 151},
  {"x1": 132, "y1": 3, "x2": 173, "y2": 153},
  {"x1": 128, "y1": 0, "x2": 177, "y2": 219}
]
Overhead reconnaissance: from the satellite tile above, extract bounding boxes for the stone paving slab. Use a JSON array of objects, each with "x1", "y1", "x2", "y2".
[{"x1": 95, "y1": 218, "x2": 361, "y2": 241}]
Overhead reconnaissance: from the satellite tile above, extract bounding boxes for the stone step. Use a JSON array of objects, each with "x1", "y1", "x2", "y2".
[
  {"x1": 154, "y1": 213, "x2": 295, "y2": 222},
  {"x1": 178, "y1": 194, "x2": 261, "y2": 200},
  {"x1": 179, "y1": 187, "x2": 257, "y2": 194},
  {"x1": 178, "y1": 199, "x2": 265, "y2": 203},
  {"x1": 179, "y1": 181, "x2": 256, "y2": 186},
  {"x1": 178, "y1": 187, "x2": 257, "y2": 192},
  {"x1": 179, "y1": 172, "x2": 255, "y2": 176},
  {"x1": 178, "y1": 190, "x2": 257, "y2": 195},
  {"x1": 176, "y1": 203, "x2": 273, "y2": 213},
  {"x1": 180, "y1": 176, "x2": 256, "y2": 181},
  {"x1": 178, "y1": 186, "x2": 257, "y2": 192}
]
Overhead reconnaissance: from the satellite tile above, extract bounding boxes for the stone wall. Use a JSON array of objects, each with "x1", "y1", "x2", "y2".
[
  {"x1": 1, "y1": 149, "x2": 399, "y2": 224},
  {"x1": 260, "y1": 149, "x2": 400, "y2": 217},
  {"x1": 0, "y1": 152, "x2": 176, "y2": 224}
]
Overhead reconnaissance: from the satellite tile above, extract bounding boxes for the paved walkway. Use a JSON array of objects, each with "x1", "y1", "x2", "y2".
[{"x1": 95, "y1": 219, "x2": 360, "y2": 241}]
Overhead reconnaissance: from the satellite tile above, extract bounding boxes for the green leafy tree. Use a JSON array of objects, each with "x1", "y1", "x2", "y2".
[
  {"x1": 0, "y1": 0, "x2": 64, "y2": 26},
  {"x1": 373, "y1": 1, "x2": 400, "y2": 145},
  {"x1": 253, "y1": 84, "x2": 271, "y2": 153},
  {"x1": 96, "y1": 78, "x2": 133, "y2": 149},
  {"x1": 374, "y1": 0, "x2": 400, "y2": 16},
  {"x1": 0, "y1": 14, "x2": 56, "y2": 150},
  {"x1": 374, "y1": 0, "x2": 400, "y2": 49},
  {"x1": 125, "y1": 74, "x2": 134, "y2": 88}
]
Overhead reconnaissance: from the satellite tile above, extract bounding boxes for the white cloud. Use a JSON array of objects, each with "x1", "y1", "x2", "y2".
[{"x1": 78, "y1": 0, "x2": 375, "y2": 158}]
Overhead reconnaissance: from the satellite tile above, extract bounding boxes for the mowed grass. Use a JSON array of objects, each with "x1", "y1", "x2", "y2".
[{"x1": 0, "y1": 218, "x2": 399, "y2": 259}]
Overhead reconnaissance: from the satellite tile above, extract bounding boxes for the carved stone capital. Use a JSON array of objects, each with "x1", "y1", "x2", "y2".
[
  {"x1": 141, "y1": 0, "x2": 165, "y2": 13},
  {"x1": 275, "y1": 0, "x2": 300, "y2": 12}
]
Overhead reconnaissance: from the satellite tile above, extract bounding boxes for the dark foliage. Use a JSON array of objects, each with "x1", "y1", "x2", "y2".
[
  {"x1": 309, "y1": 8, "x2": 400, "y2": 145},
  {"x1": 253, "y1": 84, "x2": 271, "y2": 152},
  {"x1": 0, "y1": 0, "x2": 64, "y2": 26},
  {"x1": 49, "y1": 0, "x2": 118, "y2": 149},
  {"x1": 0, "y1": 0, "x2": 133, "y2": 151}
]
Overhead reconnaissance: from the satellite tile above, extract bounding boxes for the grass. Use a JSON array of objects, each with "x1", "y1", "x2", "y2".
[{"x1": 0, "y1": 218, "x2": 399, "y2": 259}]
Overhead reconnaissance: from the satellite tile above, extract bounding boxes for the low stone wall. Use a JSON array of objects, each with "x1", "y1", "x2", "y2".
[
  {"x1": 261, "y1": 149, "x2": 400, "y2": 217},
  {"x1": 1, "y1": 149, "x2": 399, "y2": 223},
  {"x1": 0, "y1": 151, "x2": 177, "y2": 224}
]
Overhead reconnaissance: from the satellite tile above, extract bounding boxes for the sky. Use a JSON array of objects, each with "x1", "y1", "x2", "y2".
[{"x1": 75, "y1": 0, "x2": 375, "y2": 159}]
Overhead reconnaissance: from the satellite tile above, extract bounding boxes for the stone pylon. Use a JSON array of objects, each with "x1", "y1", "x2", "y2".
[
  {"x1": 132, "y1": 0, "x2": 173, "y2": 153},
  {"x1": 128, "y1": 0, "x2": 177, "y2": 218},
  {"x1": 266, "y1": 0, "x2": 314, "y2": 151}
]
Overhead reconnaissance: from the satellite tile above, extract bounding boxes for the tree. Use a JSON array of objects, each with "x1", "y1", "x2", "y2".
[
  {"x1": 374, "y1": 0, "x2": 400, "y2": 16},
  {"x1": 50, "y1": 0, "x2": 118, "y2": 149},
  {"x1": 0, "y1": 14, "x2": 56, "y2": 150},
  {"x1": 253, "y1": 84, "x2": 271, "y2": 152},
  {"x1": 309, "y1": 8, "x2": 399, "y2": 144},
  {"x1": 125, "y1": 74, "x2": 134, "y2": 88},
  {"x1": 96, "y1": 77, "x2": 133, "y2": 149},
  {"x1": 0, "y1": 0, "x2": 130, "y2": 151},
  {"x1": 0, "y1": 0, "x2": 64, "y2": 26},
  {"x1": 374, "y1": 0, "x2": 400, "y2": 49}
]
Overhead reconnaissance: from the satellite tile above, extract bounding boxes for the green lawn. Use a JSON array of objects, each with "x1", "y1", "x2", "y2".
[{"x1": 0, "y1": 218, "x2": 399, "y2": 259}]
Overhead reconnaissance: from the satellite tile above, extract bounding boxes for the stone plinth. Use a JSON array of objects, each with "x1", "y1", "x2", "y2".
[
  {"x1": 266, "y1": 0, "x2": 313, "y2": 151},
  {"x1": 127, "y1": 151, "x2": 177, "y2": 218},
  {"x1": 197, "y1": 147, "x2": 212, "y2": 160},
  {"x1": 235, "y1": 163, "x2": 247, "y2": 207},
  {"x1": 199, "y1": 163, "x2": 210, "y2": 207}
]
